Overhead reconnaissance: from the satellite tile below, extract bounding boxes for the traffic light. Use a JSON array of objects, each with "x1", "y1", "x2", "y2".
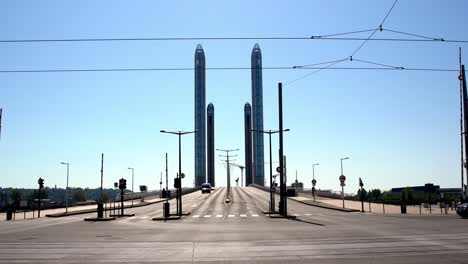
[
  {"x1": 119, "y1": 178, "x2": 127, "y2": 190},
  {"x1": 359, "y1": 178, "x2": 364, "y2": 188},
  {"x1": 174, "y1": 178, "x2": 181, "y2": 189},
  {"x1": 38, "y1": 177, "x2": 44, "y2": 189}
]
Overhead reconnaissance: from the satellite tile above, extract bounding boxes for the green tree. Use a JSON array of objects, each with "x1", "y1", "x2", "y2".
[
  {"x1": 370, "y1": 189, "x2": 382, "y2": 201},
  {"x1": 357, "y1": 188, "x2": 367, "y2": 201},
  {"x1": 401, "y1": 187, "x2": 414, "y2": 204},
  {"x1": 73, "y1": 190, "x2": 86, "y2": 202},
  {"x1": 10, "y1": 189, "x2": 22, "y2": 209}
]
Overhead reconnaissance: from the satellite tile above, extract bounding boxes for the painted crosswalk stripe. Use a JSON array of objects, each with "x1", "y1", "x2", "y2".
[
  {"x1": 216, "y1": 215, "x2": 223, "y2": 218},
  {"x1": 252, "y1": 214, "x2": 259, "y2": 217},
  {"x1": 204, "y1": 215, "x2": 212, "y2": 218},
  {"x1": 228, "y1": 214, "x2": 235, "y2": 217},
  {"x1": 240, "y1": 214, "x2": 247, "y2": 217},
  {"x1": 193, "y1": 215, "x2": 200, "y2": 218}
]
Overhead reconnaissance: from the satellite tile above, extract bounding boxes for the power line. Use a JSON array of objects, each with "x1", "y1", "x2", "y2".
[
  {"x1": 383, "y1": 28, "x2": 444, "y2": 41},
  {"x1": 286, "y1": 0, "x2": 399, "y2": 86},
  {"x1": 0, "y1": 66, "x2": 456, "y2": 74},
  {"x1": 0, "y1": 36, "x2": 466, "y2": 44}
]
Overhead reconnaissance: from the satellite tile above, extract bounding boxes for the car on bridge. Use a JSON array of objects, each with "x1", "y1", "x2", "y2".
[
  {"x1": 201, "y1": 183, "x2": 212, "y2": 194},
  {"x1": 457, "y1": 203, "x2": 468, "y2": 218}
]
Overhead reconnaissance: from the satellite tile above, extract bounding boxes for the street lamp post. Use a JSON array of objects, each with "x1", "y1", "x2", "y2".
[
  {"x1": 340, "y1": 157, "x2": 350, "y2": 208},
  {"x1": 312, "y1": 163, "x2": 319, "y2": 202},
  {"x1": 128, "y1": 167, "x2": 134, "y2": 206},
  {"x1": 160, "y1": 130, "x2": 197, "y2": 216},
  {"x1": 252, "y1": 128, "x2": 289, "y2": 213},
  {"x1": 60, "y1": 162, "x2": 70, "y2": 213}
]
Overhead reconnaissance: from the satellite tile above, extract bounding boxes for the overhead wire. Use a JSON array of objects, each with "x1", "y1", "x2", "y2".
[
  {"x1": 0, "y1": 66, "x2": 458, "y2": 74},
  {"x1": 285, "y1": 0, "x2": 399, "y2": 86}
]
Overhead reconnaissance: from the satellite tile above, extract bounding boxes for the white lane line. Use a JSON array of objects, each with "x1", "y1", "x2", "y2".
[
  {"x1": 304, "y1": 213, "x2": 311, "y2": 216},
  {"x1": 293, "y1": 214, "x2": 300, "y2": 216},
  {"x1": 240, "y1": 214, "x2": 247, "y2": 217},
  {"x1": 251, "y1": 214, "x2": 259, "y2": 217},
  {"x1": 141, "y1": 216, "x2": 149, "y2": 219},
  {"x1": 193, "y1": 215, "x2": 200, "y2": 218},
  {"x1": 204, "y1": 215, "x2": 212, "y2": 218},
  {"x1": 228, "y1": 214, "x2": 235, "y2": 218},
  {"x1": 216, "y1": 215, "x2": 223, "y2": 218}
]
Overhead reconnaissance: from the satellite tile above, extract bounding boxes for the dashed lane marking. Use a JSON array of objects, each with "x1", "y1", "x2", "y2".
[
  {"x1": 204, "y1": 215, "x2": 212, "y2": 218},
  {"x1": 216, "y1": 215, "x2": 223, "y2": 218},
  {"x1": 252, "y1": 214, "x2": 259, "y2": 217},
  {"x1": 193, "y1": 215, "x2": 200, "y2": 218},
  {"x1": 240, "y1": 214, "x2": 247, "y2": 217},
  {"x1": 228, "y1": 214, "x2": 235, "y2": 217}
]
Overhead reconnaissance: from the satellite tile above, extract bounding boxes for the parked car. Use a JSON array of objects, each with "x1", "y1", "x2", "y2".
[
  {"x1": 201, "y1": 183, "x2": 212, "y2": 194},
  {"x1": 456, "y1": 203, "x2": 468, "y2": 218}
]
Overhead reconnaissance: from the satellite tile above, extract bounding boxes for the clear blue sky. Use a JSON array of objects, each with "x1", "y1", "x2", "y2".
[{"x1": 1, "y1": 0, "x2": 467, "y2": 193}]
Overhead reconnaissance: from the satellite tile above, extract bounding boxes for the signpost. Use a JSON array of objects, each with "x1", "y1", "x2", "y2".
[
  {"x1": 311, "y1": 179, "x2": 317, "y2": 202},
  {"x1": 339, "y1": 175, "x2": 346, "y2": 208}
]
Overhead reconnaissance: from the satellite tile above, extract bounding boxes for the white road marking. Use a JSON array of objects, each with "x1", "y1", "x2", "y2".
[
  {"x1": 240, "y1": 214, "x2": 247, "y2": 217},
  {"x1": 204, "y1": 215, "x2": 212, "y2": 218},
  {"x1": 304, "y1": 213, "x2": 311, "y2": 216},
  {"x1": 141, "y1": 216, "x2": 149, "y2": 219},
  {"x1": 228, "y1": 214, "x2": 235, "y2": 217},
  {"x1": 193, "y1": 215, "x2": 200, "y2": 218},
  {"x1": 216, "y1": 215, "x2": 223, "y2": 218},
  {"x1": 251, "y1": 214, "x2": 259, "y2": 217},
  {"x1": 293, "y1": 214, "x2": 300, "y2": 216}
]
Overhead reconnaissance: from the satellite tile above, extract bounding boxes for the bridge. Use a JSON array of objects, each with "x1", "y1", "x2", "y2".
[{"x1": 0, "y1": 186, "x2": 467, "y2": 263}]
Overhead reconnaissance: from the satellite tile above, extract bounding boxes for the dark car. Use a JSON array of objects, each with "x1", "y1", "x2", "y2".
[
  {"x1": 456, "y1": 203, "x2": 468, "y2": 218},
  {"x1": 201, "y1": 183, "x2": 212, "y2": 194}
]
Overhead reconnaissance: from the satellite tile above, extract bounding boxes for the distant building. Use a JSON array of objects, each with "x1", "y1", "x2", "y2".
[
  {"x1": 207, "y1": 103, "x2": 215, "y2": 187},
  {"x1": 194, "y1": 44, "x2": 206, "y2": 187},
  {"x1": 244, "y1": 102, "x2": 253, "y2": 186},
  {"x1": 251, "y1": 43, "x2": 265, "y2": 186}
]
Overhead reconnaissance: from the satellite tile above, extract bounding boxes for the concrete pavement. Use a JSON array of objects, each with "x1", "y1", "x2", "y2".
[{"x1": 0, "y1": 186, "x2": 467, "y2": 263}]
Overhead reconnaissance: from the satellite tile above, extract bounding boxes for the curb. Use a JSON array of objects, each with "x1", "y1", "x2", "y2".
[{"x1": 290, "y1": 198, "x2": 360, "y2": 213}]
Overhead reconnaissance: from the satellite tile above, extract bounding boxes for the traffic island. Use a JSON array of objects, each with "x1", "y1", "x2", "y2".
[
  {"x1": 84, "y1": 217, "x2": 116, "y2": 222},
  {"x1": 267, "y1": 213, "x2": 297, "y2": 219},
  {"x1": 109, "y1": 214, "x2": 136, "y2": 218},
  {"x1": 153, "y1": 212, "x2": 190, "y2": 221}
]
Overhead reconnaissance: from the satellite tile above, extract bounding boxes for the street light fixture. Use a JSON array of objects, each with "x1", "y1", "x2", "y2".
[
  {"x1": 127, "y1": 167, "x2": 134, "y2": 206},
  {"x1": 252, "y1": 128, "x2": 290, "y2": 213},
  {"x1": 160, "y1": 129, "x2": 197, "y2": 216},
  {"x1": 60, "y1": 162, "x2": 70, "y2": 213}
]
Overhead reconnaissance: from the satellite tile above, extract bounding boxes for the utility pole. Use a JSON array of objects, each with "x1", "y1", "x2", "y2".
[
  {"x1": 217, "y1": 148, "x2": 239, "y2": 202},
  {"x1": 60, "y1": 162, "x2": 70, "y2": 213},
  {"x1": 159, "y1": 172, "x2": 162, "y2": 194},
  {"x1": 160, "y1": 130, "x2": 197, "y2": 216},
  {"x1": 278, "y1": 82, "x2": 287, "y2": 216},
  {"x1": 128, "y1": 167, "x2": 134, "y2": 206}
]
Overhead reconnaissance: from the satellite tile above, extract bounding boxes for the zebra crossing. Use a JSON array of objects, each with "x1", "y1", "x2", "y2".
[{"x1": 117, "y1": 212, "x2": 325, "y2": 223}]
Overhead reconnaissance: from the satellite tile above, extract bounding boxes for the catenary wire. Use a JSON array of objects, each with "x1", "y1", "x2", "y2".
[{"x1": 0, "y1": 66, "x2": 458, "y2": 74}]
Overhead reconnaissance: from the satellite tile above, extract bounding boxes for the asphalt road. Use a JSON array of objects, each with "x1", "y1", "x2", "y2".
[{"x1": 0, "y1": 186, "x2": 467, "y2": 263}]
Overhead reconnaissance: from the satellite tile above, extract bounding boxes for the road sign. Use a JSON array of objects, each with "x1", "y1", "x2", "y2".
[
  {"x1": 312, "y1": 179, "x2": 317, "y2": 186},
  {"x1": 339, "y1": 175, "x2": 346, "y2": 182},
  {"x1": 276, "y1": 166, "x2": 281, "y2": 173}
]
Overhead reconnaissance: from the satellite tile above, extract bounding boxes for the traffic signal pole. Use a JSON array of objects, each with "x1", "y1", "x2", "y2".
[{"x1": 278, "y1": 82, "x2": 287, "y2": 216}]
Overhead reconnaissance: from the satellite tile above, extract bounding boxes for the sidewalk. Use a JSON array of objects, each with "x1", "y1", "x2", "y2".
[
  {"x1": 2, "y1": 195, "x2": 165, "y2": 221},
  {"x1": 299, "y1": 192, "x2": 457, "y2": 215},
  {"x1": 289, "y1": 196, "x2": 359, "y2": 212}
]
